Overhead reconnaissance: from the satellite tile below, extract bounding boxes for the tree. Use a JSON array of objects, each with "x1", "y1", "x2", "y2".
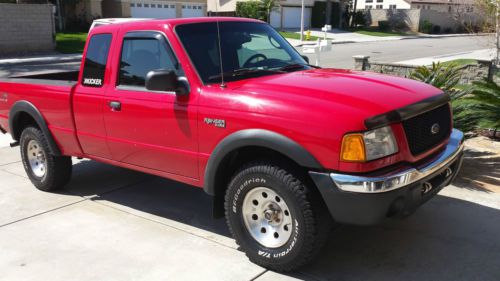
[{"x1": 260, "y1": 0, "x2": 278, "y2": 23}]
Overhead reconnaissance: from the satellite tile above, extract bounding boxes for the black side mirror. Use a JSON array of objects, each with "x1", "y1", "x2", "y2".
[
  {"x1": 146, "y1": 69, "x2": 189, "y2": 95},
  {"x1": 301, "y1": 55, "x2": 310, "y2": 64}
]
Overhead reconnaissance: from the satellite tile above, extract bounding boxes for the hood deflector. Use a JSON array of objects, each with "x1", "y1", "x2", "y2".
[{"x1": 364, "y1": 93, "x2": 450, "y2": 130}]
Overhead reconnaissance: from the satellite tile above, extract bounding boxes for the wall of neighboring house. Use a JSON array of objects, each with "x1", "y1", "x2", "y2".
[
  {"x1": 364, "y1": 7, "x2": 483, "y2": 32},
  {"x1": 356, "y1": 0, "x2": 411, "y2": 10},
  {"x1": 410, "y1": 3, "x2": 475, "y2": 13},
  {"x1": 0, "y1": 3, "x2": 55, "y2": 56},
  {"x1": 114, "y1": 0, "x2": 207, "y2": 18},
  {"x1": 365, "y1": 8, "x2": 420, "y2": 30}
]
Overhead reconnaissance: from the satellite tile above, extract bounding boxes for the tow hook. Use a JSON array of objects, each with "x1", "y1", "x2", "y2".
[
  {"x1": 10, "y1": 141, "x2": 19, "y2": 148},
  {"x1": 422, "y1": 182, "x2": 433, "y2": 194},
  {"x1": 443, "y1": 167, "x2": 453, "y2": 178}
]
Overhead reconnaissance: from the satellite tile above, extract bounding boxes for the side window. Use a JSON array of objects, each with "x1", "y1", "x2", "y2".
[
  {"x1": 82, "y1": 34, "x2": 112, "y2": 87},
  {"x1": 118, "y1": 36, "x2": 181, "y2": 87}
]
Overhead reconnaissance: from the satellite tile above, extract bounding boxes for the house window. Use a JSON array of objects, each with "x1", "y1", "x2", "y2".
[
  {"x1": 170, "y1": 5, "x2": 175, "y2": 8},
  {"x1": 151, "y1": 4, "x2": 156, "y2": 8},
  {"x1": 137, "y1": 3, "x2": 142, "y2": 7},
  {"x1": 448, "y1": 5, "x2": 452, "y2": 12},
  {"x1": 144, "y1": 4, "x2": 149, "y2": 8},
  {"x1": 389, "y1": 4, "x2": 396, "y2": 9},
  {"x1": 365, "y1": 5, "x2": 372, "y2": 9},
  {"x1": 377, "y1": 0, "x2": 383, "y2": 3},
  {"x1": 130, "y1": 3, "x2": 135, "y2": 7},
  {"x1": 366, "y1": 0, "x2": 373, "y2": 3},
  {"x1": 376, "y1": 4, "x2": 383, "y2": 9}
]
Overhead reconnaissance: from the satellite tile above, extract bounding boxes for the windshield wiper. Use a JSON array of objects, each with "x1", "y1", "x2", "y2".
[
  {"x1": 277, "y1": 63, "x2": 321, "y2": 72},
  {"x1": 208, "y1": 68, "x2": 283, "y2": 82}
]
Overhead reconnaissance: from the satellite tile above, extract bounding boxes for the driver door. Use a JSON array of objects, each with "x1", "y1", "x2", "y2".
[{"x1": 103, "y1": 30, "x2": 198, "y2": 178}]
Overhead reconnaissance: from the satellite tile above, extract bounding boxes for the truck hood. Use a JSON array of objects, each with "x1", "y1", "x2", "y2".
[{"x1": 229, "y1": 68, "x2": 443, "y2": 129}]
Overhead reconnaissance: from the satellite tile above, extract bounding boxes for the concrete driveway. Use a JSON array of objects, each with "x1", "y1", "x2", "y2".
[{"x1": 0, "y1": 132, "x2": 499, "y2": 281}]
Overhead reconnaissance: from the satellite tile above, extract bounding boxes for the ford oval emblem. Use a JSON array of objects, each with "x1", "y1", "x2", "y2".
[{"x1": 431, "y1": 123, "x2": 440, "y2": 135}]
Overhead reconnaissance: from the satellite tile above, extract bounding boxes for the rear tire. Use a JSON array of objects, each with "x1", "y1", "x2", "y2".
[
  {"x1": 224, "y1": 162, "x2": 332, "y2": 272},
  {"x1": 20, "y1": 127, "x2": 72, "y2": 191}
]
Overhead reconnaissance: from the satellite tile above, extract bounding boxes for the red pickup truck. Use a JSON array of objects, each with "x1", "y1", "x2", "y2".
[{"x1": 0, "y1": 18, "x2": 464, "y2": 271}]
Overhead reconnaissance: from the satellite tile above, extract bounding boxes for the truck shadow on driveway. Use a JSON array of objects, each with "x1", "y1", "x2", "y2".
[{"x1": 67, "y1": 160, "x2": 500, "y2": 281}]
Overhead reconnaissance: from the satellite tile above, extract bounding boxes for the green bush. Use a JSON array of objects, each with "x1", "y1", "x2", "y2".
[
  {"x1": 420, "y1": 20, "x2": 433, "y2": 34},
  {"x1": 432, "y1": 25, "x2": 441, "y2": 34},
  {"x1": 352, "y1": 11, "x2": 367, "y2": 27},
  {"x1": 378, "y1": 21, "x2": 390, "y2": 31},
  {"x1": 410, "y1": 62, "x2": 500, "y2": 132},
  {"x1": 235, "y1": 1, "x2": 264, "y2": 20}
]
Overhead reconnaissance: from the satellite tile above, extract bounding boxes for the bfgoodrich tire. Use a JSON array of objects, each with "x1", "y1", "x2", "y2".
[
  {"x1": 225, "y1": 162, "x2": 332, "y2": 272},
  {"x1": 20, "y1": 127, "x2": 72, "y2": 191}
]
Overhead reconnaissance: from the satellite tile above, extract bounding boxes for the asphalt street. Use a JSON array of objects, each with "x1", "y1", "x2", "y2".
[{"x1": 299, "y1": 35, "x2": 494, "y2": 68}]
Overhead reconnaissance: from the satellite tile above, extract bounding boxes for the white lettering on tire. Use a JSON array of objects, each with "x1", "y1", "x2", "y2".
[{"x1": 232, "y1": 177, "x2": 266, "y2": 213}]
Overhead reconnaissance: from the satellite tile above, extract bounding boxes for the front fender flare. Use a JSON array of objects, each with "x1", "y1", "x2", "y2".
[
  {"x1": 9, "y1": 101, "x2": 61, "y2": 156},
  {"x1": 203, "y1": 129, "x2": 322, "y2": 195}
]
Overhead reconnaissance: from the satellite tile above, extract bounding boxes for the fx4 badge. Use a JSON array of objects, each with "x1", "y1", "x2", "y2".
[{"x1": 204, "y1": 118, "x2": 226, "y2": 128}]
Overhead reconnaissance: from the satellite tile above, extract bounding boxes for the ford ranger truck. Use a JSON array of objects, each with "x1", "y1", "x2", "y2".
[{"x1": 0, "y1": 18, "x2": 464, "y2": 271}]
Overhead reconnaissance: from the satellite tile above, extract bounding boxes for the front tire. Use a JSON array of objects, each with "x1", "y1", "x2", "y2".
[
  {"x1": 225, "y1": 162, "x2": 332, "y2": 272},
  {"x1": 20, "y1": 127, "x2": 72, "y2": 191}
]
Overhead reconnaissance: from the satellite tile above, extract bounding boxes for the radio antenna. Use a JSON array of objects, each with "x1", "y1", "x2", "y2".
[{"x1": 215, "y1": 1, "x2": 226, "y2": 88}]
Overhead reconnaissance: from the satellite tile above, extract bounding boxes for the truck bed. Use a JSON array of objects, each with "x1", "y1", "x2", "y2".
[
  {"x1": 5, "y1": 70, "x2": 79, "y2": 86},
  {"x1": 0, "y1": 71, "x2": 80, "y2": 155}
]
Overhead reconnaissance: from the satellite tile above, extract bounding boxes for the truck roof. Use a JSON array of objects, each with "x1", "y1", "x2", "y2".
[{"x1": 90, "y1": 17, "x2": 264, "y2": 32}]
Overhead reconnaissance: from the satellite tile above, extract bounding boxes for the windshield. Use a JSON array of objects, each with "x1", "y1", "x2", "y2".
[{"x1": 175, "y1": 21, "x2": 309, "y2": 84}]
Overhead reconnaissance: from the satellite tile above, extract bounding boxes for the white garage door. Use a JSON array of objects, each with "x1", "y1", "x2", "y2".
[
  {"x1": 282, "y1": 7, "x2": 312, "y2": 29},
  {"x1": 269, "y1": 7, "x2": 312, "y2": 29},
  {"x1": 130, "y1": 2, "x2": 176, "y2": 19},
  {"x1": 181, "y1": 4, "x2": 204, "y2": 18}
]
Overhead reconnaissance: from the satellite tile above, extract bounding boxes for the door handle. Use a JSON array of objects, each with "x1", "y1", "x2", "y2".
[{"x1": 108, "y1": 101, "x2": 121, "y2": 111}]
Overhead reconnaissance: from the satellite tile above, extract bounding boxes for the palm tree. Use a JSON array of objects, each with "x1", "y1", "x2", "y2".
[{"x1": 410, "y1": 62, "x2": 461, "y2": 93}]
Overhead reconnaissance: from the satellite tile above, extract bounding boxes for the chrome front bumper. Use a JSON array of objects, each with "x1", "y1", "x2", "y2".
[{"x1": 330, "y1": 129, "x2": 464, "y2": 193}]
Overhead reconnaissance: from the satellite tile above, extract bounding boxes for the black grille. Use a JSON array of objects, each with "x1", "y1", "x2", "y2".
[{"x1": 403, "y1": 104, "x2": 451, "y2": 155}]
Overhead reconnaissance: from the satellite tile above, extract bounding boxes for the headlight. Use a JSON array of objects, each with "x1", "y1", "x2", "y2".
[{"x1": 341, "y1": 126, "x2": 398, "y2": 162}]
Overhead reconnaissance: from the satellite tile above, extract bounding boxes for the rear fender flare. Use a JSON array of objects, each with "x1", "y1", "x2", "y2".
[{"x1": 9, "y1": 101, "x2": 61, "y2": 155}]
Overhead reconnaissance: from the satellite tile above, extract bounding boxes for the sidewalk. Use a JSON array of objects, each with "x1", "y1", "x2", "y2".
[
  {"x1": 396, "y1": 48, "x2": 496, "y2": 65},
  {"x1": 286, "y1": 29, "x2": 491, "y2": 47}
]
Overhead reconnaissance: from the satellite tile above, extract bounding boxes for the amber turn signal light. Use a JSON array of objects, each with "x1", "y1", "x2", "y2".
[{"x1": 340, "y1": 134, "x2": 366, "y2": 162}]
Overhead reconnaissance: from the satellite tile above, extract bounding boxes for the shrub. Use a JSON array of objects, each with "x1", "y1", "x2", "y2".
[
  {"x1": 432, "y1": 25, "x2": 441, "y2": 34},
  {"x1": 420, "y1": 20, "x2": 433, "y2": 34},
  {"x1": 378, "y1": 21, "x2": 390, "y2": 31},
  {"x1": 352, "y1": 11, "x2": 367, "y2": 27},
  {"x1": 235, "y1": 1, "x2": 264, "y2": 20},
  {"x1": 393, "y1": 21, "x2": 408, "y2": 31}
]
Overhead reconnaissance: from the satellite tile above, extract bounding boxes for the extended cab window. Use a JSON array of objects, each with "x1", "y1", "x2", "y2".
[
  {"x1": 82, "y1": 34, "x2": 112, "y2": 87},
  {"x1": 118, "y1": 34, "x2": 181, "y2": 88}
]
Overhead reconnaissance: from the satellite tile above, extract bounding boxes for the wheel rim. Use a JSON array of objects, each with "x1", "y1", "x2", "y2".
[
  {"x1": 27, "y1": 140, "x2": 47, "y2": 178},
  {"x1": 242, "y1": 187, "x2": 293, "y2": 248}
]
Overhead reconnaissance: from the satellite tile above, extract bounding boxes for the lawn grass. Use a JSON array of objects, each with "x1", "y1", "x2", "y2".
[
  {"x1": 279, "y1": 31, "x2": 320, "y2": 41},
  {"x1": 441, "y1": 59, "x2": 478, "y2": 66},
  {"x1": 347, "y1": 27, "x2": 410, "y2": 37},
  {"x1": 56, "y1": 33, "x2": 88, "y2": 54}
]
